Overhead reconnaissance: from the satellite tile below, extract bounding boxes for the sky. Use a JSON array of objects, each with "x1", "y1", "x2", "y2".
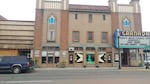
[{"x1": 0, "y1": 0, "x2": 149, "y2": 31}]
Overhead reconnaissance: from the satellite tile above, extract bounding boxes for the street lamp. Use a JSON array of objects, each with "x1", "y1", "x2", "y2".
[{"x1": 118, "y1": 36, "x2": 121, "y2": 69}]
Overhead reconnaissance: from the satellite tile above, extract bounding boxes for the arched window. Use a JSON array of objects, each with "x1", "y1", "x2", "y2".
[
  {"x1": 123, "y1": 18, "x2": 130, "y2": 28},
  {"x1": 48, "y1": 16, "x2": 56, "y2": 24}
]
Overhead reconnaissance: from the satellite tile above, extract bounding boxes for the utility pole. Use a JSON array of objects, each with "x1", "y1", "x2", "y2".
[{"x1": 118, "y1": 36, "x2": 121, "y2": 69}]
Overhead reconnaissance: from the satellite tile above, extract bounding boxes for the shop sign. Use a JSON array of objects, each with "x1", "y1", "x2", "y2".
[
  {"x1": 98, "y1": 52, "x2": 105, "y2": 63},
  {"x1": 121, "y1": 31, "x2": 150, "y2": 36},
  {"x1": 114, "y1": 29, "x2": 150, "y2": 48},
  {"x1": 119, "y1": 36, "x2": 150, "y2": 48},
  {"x1": 35, "y1": 50, "x2": 40, "y2": 57},
  {"x1": 75, "y1": 53, "x2": 83, "y2": 63}
]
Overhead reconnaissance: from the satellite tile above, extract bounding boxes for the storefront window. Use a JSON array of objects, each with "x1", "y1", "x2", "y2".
[
  {"x1": 41, "y1": 46, "x2": 60, "y2": 64},
  {"x1": 107, "y1": 53, "x2": 112, "y2": 63},
  {"x1": 75, "y1": 53, "x2": 83, "y2": 63},
  {"x1": 98, "y1": 52, "x2": 106, "y2": 63},
  {"x1": 42, "y1": 57, "x2": 46, "y2": 64},
  {"x1": 48, "y1": 57, "x2": 53, "y2": 64},
  {"x1": 86, "y1": 54, "x2": 95, "y2": 64},
  {"x1": 42, "y1": 51, "x2": 47, "y2": 64},
  {"x1": 48, "y1": 54, "x2": 53, "y2": 64},
  {"x1": 69, "y1": 54, "x2": 74, "y2": 64},
  {"x1": 55, "y1": 57, "x2": 59, "y2": 63},
  {"x1": 86, "y1": 47, "x2": 95, "y2": 51},
  {"x1": 98, "y1": 48, "x2": 106, "y2": 52},
  {"x1": 75, "y1": 47, "x2": 83, "y2": 51}
]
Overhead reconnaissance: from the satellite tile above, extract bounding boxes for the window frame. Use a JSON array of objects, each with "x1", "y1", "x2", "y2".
[
  {"x1": 75, "y1": 14, "x2": 78, "y2": 20},
  {"x1": 48, "y1": 30, "x2": 55, "y2": 42},
  {"x1": 103, "y1": 14, "x2": 106, "y2": 21},
  {"x1": 73, "y1": 31, "x2": 80, "y2": 42},
  {"x1": 101, "y1": 32, "x2": 108, "y2": 43},
  {"x1": 87, "y1": 31, "x2": 94, "y2": 42},
  {"x1": 88, "y1": 14, "x2": 93, "y2": 23}
]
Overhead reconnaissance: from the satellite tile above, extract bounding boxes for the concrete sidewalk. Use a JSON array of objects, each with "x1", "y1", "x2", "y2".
[{"x1": 35, "y1": 67, "x2": 150, "y2": 71}]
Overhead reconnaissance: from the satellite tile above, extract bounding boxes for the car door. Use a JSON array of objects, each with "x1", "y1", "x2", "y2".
[
  {"x1": 0, "y1": 57, "x2": 11, "y2": 70},
  {"x1": 0, "y1": 57, "x2": 3, "y2": 70}
]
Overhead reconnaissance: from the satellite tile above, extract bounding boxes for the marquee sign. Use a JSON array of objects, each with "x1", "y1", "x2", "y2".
[
  {"x1": 114, "y1": 29, "x2": 150, "y2": 48},
  {"x1": 121, "y1": 31, "x2": 150, "y2": 36},
  {"x1": 119, "y1": 36, "x2": 150, "y2": 48}
]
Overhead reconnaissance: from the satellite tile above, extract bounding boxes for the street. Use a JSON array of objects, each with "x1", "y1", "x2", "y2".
[{"x1": 0, "y1": 68, "x2": 150, "y2": 84}]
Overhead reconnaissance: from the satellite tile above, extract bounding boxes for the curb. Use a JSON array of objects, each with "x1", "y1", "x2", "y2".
[
  {"x1": 35, "y1": 67, "x2": 117, "y2": 70},
  {"x1": 34, "y1": 67, "x2": 150, "y2": 71}
]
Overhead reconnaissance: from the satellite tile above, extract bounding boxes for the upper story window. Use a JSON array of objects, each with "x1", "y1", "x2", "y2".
[
  {"x1": 123, "y1": 18, "x2": 130, "y2": 28},
  {"x1": 48, "y1": 16, "x2": 56, "y2": 24},
  {"x1": 75, "y1": 14, "x2": 78, "y2": 20},
  {"x1": 73, "y1": 31, "x2": 79, "y2": 42},
  {"x1": 87, "y1": 31, "x2": 93, "y2": 42},
  {"x1": 48, "y1": 16, "x2": 56, "y2": 42},
  {"x1": 48, "y1": 31, "x2": 55, "y2": 42},
  {"x1": 101, "y1": 32, "x2": 108, "y2": 43},
  {"x1": 103, "y1": 15, "x2": 106, "y2": 21},
  {"x1": 88, "y1": 14, "x2": 93, "y2": 23}
]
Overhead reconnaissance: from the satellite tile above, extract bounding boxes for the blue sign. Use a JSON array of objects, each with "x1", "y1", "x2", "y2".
[{"x1": 114, "y1": 29, "x2": 121, "y2": 48}]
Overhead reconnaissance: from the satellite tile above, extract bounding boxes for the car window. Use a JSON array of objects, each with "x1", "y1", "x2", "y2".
[
  {"x1": 11, "y1": 56, "x2": 27, "y2": 62},
  {"x1": 0, "y1": 57, "x2": 2, "y2": 62},
  {"x1": 2, "y1": 57, "x2": 10, "y2": 62}
]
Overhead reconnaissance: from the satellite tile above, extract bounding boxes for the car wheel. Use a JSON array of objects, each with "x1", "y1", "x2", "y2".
[{"x1": 12, "y1": 66, "x2": 21, "y2": 74}]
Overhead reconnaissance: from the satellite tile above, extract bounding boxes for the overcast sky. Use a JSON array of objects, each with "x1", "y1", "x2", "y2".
[{"x1": 0, "y1": 0, "x2": 149, "y2": 31}]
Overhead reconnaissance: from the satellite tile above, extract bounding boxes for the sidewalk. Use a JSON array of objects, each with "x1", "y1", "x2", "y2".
[
  {"x1": 35, "y1": 67, "x2": 150, "y2": 71},
  {"x1": 121, "y1": 67, "x2": 150, "y2": 71}
]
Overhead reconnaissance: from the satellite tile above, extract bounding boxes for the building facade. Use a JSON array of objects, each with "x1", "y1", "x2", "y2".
[
  {"x1": 0, "y1": 0, "x2": 142, "y2": 68},
  {"x1": 0, "y1": 20, "x2": 34, "y2": 57},
  {"x1": 33, "y1": 0, "x2": 142, "y2": 67}
]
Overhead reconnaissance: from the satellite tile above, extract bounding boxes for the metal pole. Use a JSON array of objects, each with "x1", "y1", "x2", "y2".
[{"x1": 118, "y1": 36, "x2": 121, "y2": 69}]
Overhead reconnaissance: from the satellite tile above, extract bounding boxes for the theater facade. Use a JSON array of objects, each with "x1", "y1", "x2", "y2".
[{"x1": 0, "y1": 0, "x2": 144, "y2": 68}]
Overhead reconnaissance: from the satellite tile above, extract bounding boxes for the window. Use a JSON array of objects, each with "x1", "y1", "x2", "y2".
[
  {"x1": 0, "y1": 57, "x2": 2, "y2": 62},
  {"x1": 86, "y1": 47, "x2": 95, "y2": 51},
  {"x1": 48, "y1": 16, "x2": 56, "y2": 42},
  {"x1": 48, "y1": 47, "x2": 60, "y2": 51},
  {"x1": 98, "y1": 48, "x2": 106, "y2": 51},
  {"x1": 48, "y1": 57, "x2": 53, "y2": 64},
  {"x1": 48, "y1": 31, "x2": 55, "y2": 41},
  {"x1": 73, "y1": 31, "x2": 79, "y2": 42},
  {"x1": 2, "y1": 57, "x2": 10, "y2": 62},
  {"x1": 87, "y1": 32, "x2": 93, "y2": 42},
  {"x1": 75, "y1": 14, "x2": 78, "y2": 20},
  {"x1": 55, "y1": 57, "x2": 59, "y2": 63},
  {"x1": 48, "y1": 16, "x2": 56, "y2": 24},
  {"x1": 101, "y1": 32, "x2": 108, "y2": 43},
  {"x1": 48, "y1": 54, "x2": 54, "y2": 64},
  {"x1": 75, "y1": 47, "x2": 83, "y2": 51},
  {"x1": 41, "y1": 47, "x2": 60, "y2": 64},
  {"x1": 42, "y1": 51, "x2": 47, "y2": 64},
  {"x1": 42, "y1": 47, "x2": 47, "y2": 51},
  {"x1": 86, "y1": 54, "x2": 95, "y2": 64},
  {"x1": 75, "y1": 53, "x2": 83, "y2": 63},
  {"x1": 103, "y1": 15, "x2": 106, "y2": 21},
  {"x1": 123, "y1": 18, "x2": 130, "y2": 28},
  {"x1": 48, "y1": 47, "x2": 55, "y2": 51},
  {"x1": 88, "y1": 14, "x2": 92, "y2": 23}
]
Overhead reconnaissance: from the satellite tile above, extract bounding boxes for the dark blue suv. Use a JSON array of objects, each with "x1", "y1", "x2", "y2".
[{"x1": 0, "y1": 56, "x2": 34, "y2": 74}]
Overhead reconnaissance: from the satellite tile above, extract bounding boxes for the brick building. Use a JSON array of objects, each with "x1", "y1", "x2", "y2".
[
  {"x1": 0, "y1": 0, "x2": 142, "y2": 68},
  {"x1": 33, "y1": 0, "x2": 142, "y2": 67}
]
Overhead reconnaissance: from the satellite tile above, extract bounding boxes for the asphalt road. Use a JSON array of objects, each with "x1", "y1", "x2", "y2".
[{"x1": 0, "y1": 68, "x2": 150, "y2": 84}]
